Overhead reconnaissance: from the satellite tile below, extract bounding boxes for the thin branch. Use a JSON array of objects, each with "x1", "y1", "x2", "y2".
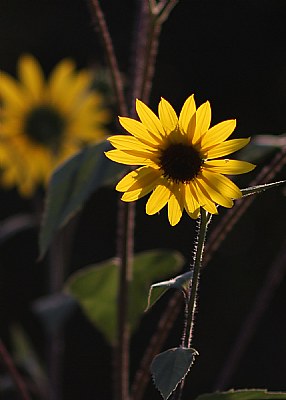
[
  {"x1": 88, "y1": 0, "x2": 128, "y2": 116},
  {"x1": 214, "y1": 238, "x2": 286, "y2": 389},
  {"x1": 87, "y1": 3, "x2": 131, "y2": 399},
  {"x1": 0, "y1": 339, "x2": 31, "y2": 400}
]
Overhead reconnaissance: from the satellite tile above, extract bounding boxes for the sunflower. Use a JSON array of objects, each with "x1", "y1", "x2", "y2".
[
  {"x1": 105, "y1": 95, "x2": 255, "y2": 226},
  {"x1": 0, "y1": 54, "x2": 110, "y2": 196}
]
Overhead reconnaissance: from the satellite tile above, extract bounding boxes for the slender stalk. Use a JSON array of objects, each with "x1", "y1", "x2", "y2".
[
  {"x1": 87, "y1": 2, "x2": 132, "y2": 399},
  {"x1": 0, "y1": 339, "x2": 31, "y2": 400},
  {"x1": 183, "y1": 210, "x2": 210, "y2": 349},
  {"x1": 171, "y1": 210, "x2": 210, "y2": 400},
  {"x1": 47, "y1": 231, "x2": 66, "y2": 400},
  {"x1": 142, "y1": 0, "x2": 178, "y2": 103},
  {"x1": 115, "y1": 201, "x2": 135, "y2": 400},
  {"x1": 88, "y1": 0, "x2": 128, "y2": 116}
]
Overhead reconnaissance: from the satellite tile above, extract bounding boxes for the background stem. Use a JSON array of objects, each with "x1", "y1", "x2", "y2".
[
  {"x1": 0, "y1": 338, "x2": 31, "y2": 400},
  {"x1": 214, "y1": 237, "x2": 286, "y2": 389}
]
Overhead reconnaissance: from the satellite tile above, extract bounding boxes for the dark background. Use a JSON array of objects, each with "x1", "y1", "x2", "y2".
[{"x1": 0, "y1": 0, "x2": 286, "y2": 399}]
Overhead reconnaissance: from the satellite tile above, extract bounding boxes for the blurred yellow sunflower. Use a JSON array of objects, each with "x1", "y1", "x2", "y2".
[
  {"x1": 105, "y1": 95, "x2": 255, "y2": 226},
  {"x1": 0, "y1": 54, "x2": 110, "y2": 196}
]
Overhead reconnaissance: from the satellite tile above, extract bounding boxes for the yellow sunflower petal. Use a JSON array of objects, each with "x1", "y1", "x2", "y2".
[
  {"x1": 200, "y1": 119, "x2": 236, "y2": 149},
  {"x1": 48, "y1": 59, "x2": 75, "y2": 103},
  {"x1": 201, "y1": 169, "x2": 242, "y2": 199},
  {"x1": 105, "y1": 149, "x2": 158, "y2": 166},
  {"x1": 183, "y1": 183, "x2": 200, "y2": 215},
  {"x1": 179, "y1": 94, "x2": 196, "y2": 135},
  {"x1": 205, "y1": 138, "x2": 250, "y2": 159},
  {"x1": 18, "y1": 54, "x2": 45, "y2": 102},
  {"x1": 116, "y1": 166, "x2": 161, "y2": 192},
  {"x1": 193, "y1": 101, "x2": 211, "y2": 143},
  {"x1": 204, "y1": 159, "x2": 256, "y2": 175},
  {"x1": 190, "y1": 180, "x2": 218, "y2": 214},
  {"x1": 136, "y1": 99, "x2": 165, "y2": 138},
  {"x1": 108, "y1": 135, "x2": 156, "y2": 152},
  {"x1": 0, "y1": 71, "x2": 26, "y2": 110},
  {"x1": 146, "y1": 183, "x2": 171, "y2": 215},
  {"x1": 158, "y1": 97, "x2": 178, "y2": 133},
  {"x1": 121, "y1": 174, "x2": 160, "y2": 201},
  {"x1": 196, "y1": 173, "x2": 236, "y2": 207},
  {"x1": 119, "y1": 116, "x2": 161, "y2": 145},
  {"x1": 58, "y1": 70, "x2": 92, "y2": 112},
  {"x1": 168, "y1": 190, "x2": 183, "y2": 226}
]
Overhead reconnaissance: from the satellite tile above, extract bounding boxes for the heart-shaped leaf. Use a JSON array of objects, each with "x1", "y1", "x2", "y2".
[
  {"x1": 151, "y1": 347, "x2": 198, "y2": 399},
  {"x1": 65, "y1": 249, "x2": 184, "y2": 344}
]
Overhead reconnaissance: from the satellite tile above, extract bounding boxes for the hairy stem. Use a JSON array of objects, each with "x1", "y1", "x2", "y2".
[{"x1": 183, "y1": 210, "x2": 210, "y2": 348}]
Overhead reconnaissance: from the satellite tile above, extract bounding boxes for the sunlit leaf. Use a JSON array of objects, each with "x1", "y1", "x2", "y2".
[
  {"x1": 146, "y1": 271, "x2": 192, "y2": 311},
  {"x1": 151, "y1": 347, "x2": 198, "y2": 399},
  {"x1": 65, "y1": 249, "x2": 184, "y2": 344},
  {"x1": 10, "y1": 324, "x2": 48, "y2": 395},
  {"x1": 195, "y1": 389, "x2": 286, "y2": 400},
  {"x1": 39, "y1": 140, "x2": 126, "y2": 258}
]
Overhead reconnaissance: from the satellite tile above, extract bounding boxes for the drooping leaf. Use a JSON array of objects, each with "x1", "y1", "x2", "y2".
[
  {"x1": 241, "y1": 180, "x2": 286, "y2": 197},
  {"x1": 195, "y1": 389, "x2": 286, "y2": 400},
  {"x1": 151, "y1": 347, "x2": 198, "y2": 400},
  {"x1": 146, "y1": 271, "x2": 192, "y2": 311},
  {"x1": 65, "y1": 249, "x2": 184, "y2": 344},
  {"x1": 39, "y1": 140, "x2": 126, "y2": 258}
]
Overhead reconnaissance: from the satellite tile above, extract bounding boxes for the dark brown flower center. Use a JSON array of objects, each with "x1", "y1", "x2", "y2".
[
  {"x1": 24, "y1": 106, "x2": 66, "y2": 148},
  {"x1": 159, "y1": 143, "x2": 203, "y2": 183}
]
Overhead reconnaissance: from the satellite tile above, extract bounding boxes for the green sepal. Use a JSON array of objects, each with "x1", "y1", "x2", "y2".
[{"x1": 146, "y1": 271, "x2": 192, "y2": 311}]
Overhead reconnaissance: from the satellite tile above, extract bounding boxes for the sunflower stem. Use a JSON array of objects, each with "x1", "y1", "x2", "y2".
[
  {"x1": 173, "y1": 209, "x2": 210, "y2": 400},
  {"x1": 184, "y1": 209, "x2": 210, "y2": 347}
]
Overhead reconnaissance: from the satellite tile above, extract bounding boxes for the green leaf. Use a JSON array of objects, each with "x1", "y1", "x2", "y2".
[
  {"x1": 195, "y1": 389, "x2": 286, "y2": 400},
  {"x1": 151, "y1": 347, "x2": 198, "y2": 399},
  {"x1": 39, "y1": 140, "x2": 126, "y2": 258},
  {"x1": 241, "y1": 180, "x2": 286, "y2": 197},
  {"x1": 65, "y1": 249, "x2": 184, "y2": 344},
  {"x1": 146, "y1": 271, "x2": 192, "y2": 311},
  {"x1": 10, "y1": 324, "x2": 48, "y2": 395}
]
